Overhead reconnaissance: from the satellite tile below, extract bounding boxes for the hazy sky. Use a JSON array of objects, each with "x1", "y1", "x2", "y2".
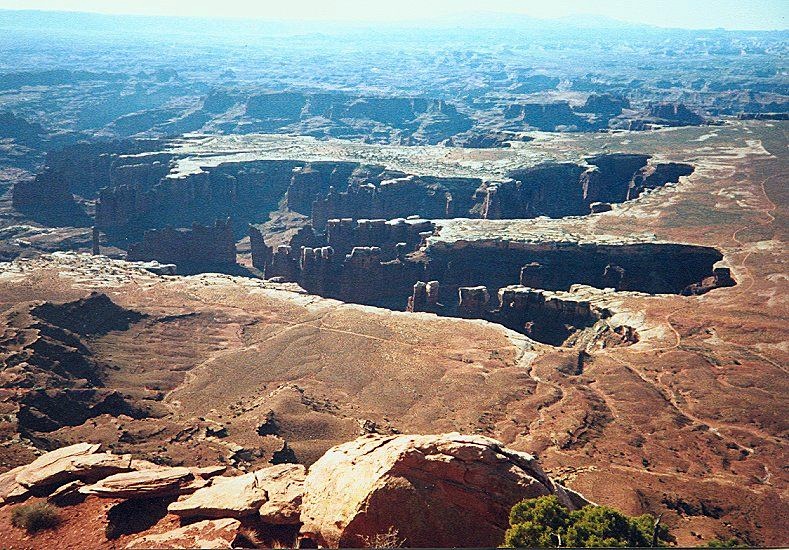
[{"x1": 0, "y1": 0, "x2": 786, "y2": 30}]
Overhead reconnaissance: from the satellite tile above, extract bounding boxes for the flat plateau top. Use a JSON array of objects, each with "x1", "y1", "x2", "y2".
[{"x1": 153, "y1": 119, "x2": 774, "y2": 182}]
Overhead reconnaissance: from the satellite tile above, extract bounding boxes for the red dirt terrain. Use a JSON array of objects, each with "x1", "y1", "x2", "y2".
[{"x1": 0, "y1": 121, "x2": 786, "y2": 547}]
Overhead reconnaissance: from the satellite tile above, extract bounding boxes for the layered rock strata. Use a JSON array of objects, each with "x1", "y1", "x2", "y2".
[{"x1": 250, "y1": 220, "x2": 732, "y2": 344}]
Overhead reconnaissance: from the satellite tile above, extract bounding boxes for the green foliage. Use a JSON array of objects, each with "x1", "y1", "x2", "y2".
[
  {"x1": 503, "y1": 495, "x2": 671, "y2": 548},
  {"x1": 11, "y1": 502, "x2": 61, "y2": 533},
  {"x1": 704, "y1": 537, "x2": 745, "y2": 548},
  {"x1": 506, "y1": 496, "x2": 570, "y2": 547}
]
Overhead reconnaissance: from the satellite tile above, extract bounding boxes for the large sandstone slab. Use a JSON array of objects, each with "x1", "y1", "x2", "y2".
[
  {"x1": 14, "y1": 443, "x2": 134, "y2": 489},
  {"x1": 167, "y1": 470, "x2": 267, "y2": 519},
  {"x1": 80, "y1": 466, "x2": 194, "y2": 498},
  {"x1": 0, "y1": 465, "x2": 29, "y2": 504},
  {"x1": 167, "y1": 463, "x2": 305, "y2": 521},
  {"x1": 124, "y1": 518, "x2": 241, "y2": 549},
  {"x1": 258, "y1": 464, "x2": 306, "y2": 525},
  {"x1": 299, "y1": 433, "x2": 585, "y2": 548}
]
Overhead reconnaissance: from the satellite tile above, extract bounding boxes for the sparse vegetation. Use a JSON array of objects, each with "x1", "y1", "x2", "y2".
[
  {"x1": 359, "y1": 527, "x2": 405, "y2": 548},
  {"x1": 11, "y1": 502, "x2": 62, "y2": 533},
  {"x1": 704, "y1": 537, "x2": 746, "y2": 548},
  {"x1": 503, "y1": 495, "x2": 671, "y2": 548}
]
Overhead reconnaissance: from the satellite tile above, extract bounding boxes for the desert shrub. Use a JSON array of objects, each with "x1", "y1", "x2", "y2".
[
  {"x1": 704, "y1": 537, "x2": 746, "y2": 548},
  {"x1": 503, "y1": 495, "x2": 671, "y2": 548},
  {"x1": 359, "y1": 527, "x2": 405, "y2": 548},
  {"x1": 11, "y1": 502, "x2": 61, "y2": 533}
]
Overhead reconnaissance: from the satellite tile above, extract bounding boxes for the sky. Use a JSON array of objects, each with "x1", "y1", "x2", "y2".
[{"x1": 0, "y1": 0, "x2": 786, "y2": 30}]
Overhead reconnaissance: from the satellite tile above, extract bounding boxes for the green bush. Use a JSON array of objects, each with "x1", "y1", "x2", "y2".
[
  {"x1": 11, "y1": 501, "x2": 62, "y2": 533},
  {"x1": 503, "y1": 495, "x2": 672, "y2": 548}
]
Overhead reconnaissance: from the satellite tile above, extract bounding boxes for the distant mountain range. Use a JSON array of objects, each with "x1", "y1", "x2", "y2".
[{"x1": 0, "y1": 8, "x2": 785, "y2": 37}]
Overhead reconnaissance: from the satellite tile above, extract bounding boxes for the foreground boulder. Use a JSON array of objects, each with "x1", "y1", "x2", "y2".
[
  {"x1": 167, "y1": 470, "x2": 266, "y2": 519},
  {"x1": 257, "y1": 464, "x2": 306, "y2": 525},
  {"x1": 299, "y1": 433, "x2": 586, "y2": 548},
  {"x1": 168, "y1": 463, "x2": 305, "y2": 522},
  {"x1": 124, "y1": 518, "x2": 241, "y2": 549}
]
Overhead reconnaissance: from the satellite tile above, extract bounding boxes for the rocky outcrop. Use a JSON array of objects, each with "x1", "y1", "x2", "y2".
[
  {"x1": 502, "y1": 98, "x2": 708, "y2": 133},
  {"x1": 31, "y1": 291, "x2": 144, "y2": 336},
  {"x1": 167, "y1": 470, "x2": 262, "y2": 519},
  {"x1": 0, "y1": 434, "x2": 586, "y2": 548},
  {"x1": 457, "y1": 285, "x2": 490, "y2": 317},
  {"x1": 16, "y1": 447, "x2": 134, "y2": 490},
  {"x1": 124, "y1": 518, "x2": 242, "y2": 549},
  {"x1": 13, "y1": 140, "x2": 166, "y2": 224},
  {"x1": 252, "y1": 218, "x2": 432, "y2": 305},
  {"x1": 510, "y1": 74, "x2": 561, "y2": 93},
  {"x1": 504, "y1": 101, "x2": 591, "y2": 131},
  {"x1": 80, "y1": 466, "x2": 197, "y2": 498},
  {"x1": 648, "y1": 102, "x2": 705, "y2": 126},
  {"x1": 166, "y1": 463, "x2": 305, "y2": 522},
  {"x1": 0, "y1": 111, "x2": 45, "y2": 145},
  {"x1": 446, "y1": 130, "x2": 529, "y2": 148},
  {"x1": 0, "y1": 443, "x2": 164, "y2": 503},
  {"x1": 682, "y1": 265, "x2": 737, "y2": 295},
  {"x1": 495, "y1": 285, "x2": 605, "y2": 345},
  {"x1": 286, "y1": 162, "x2": 359, "y2": 214},
  {"x1": 579, "y1": 94, "x2": 630, "y2": 117},
  {"x1": 126, "y1": 218, "x2": 237, "y2": 267},
  {"x1": 299, "y1": 433, "x2": 586, "y2": 548},
  {"x1": 590, "y1": 201, "x2": 613, "y2": 214},
  {"x1": 96, "y1": 159, "x2": 302, "y2": 239},
  {"x1": 406, "y1": 280, "x2": 440, "y2": 313}
]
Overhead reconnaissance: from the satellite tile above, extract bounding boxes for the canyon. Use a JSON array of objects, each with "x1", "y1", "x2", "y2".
[
  {"x1": 0, "y1": 9, "x2": 786, "y2": 549},
  {"x1": 0, "y1": 119, "x2": 785, "y2": 547}
]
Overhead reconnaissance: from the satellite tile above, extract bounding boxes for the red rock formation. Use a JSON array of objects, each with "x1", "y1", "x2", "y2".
[{"x1": 299, "y1": 433, "x2": 586, "y2": 548}]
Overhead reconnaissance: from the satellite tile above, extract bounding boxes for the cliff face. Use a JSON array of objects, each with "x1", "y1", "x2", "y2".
[
  {"x1": 254, "y1": 218, "x2": 432, "y2": 307},
  {"x1": 251, "y1": 216, "x2": 730, "y2": 345},
  {"x1": 425, "y1": 241, "x2": 723, "y2": 295},
  {"x1": 504, "y1": 101, "x2": 593, "y2": 131},
  {"x1": 491, "y1": 154, "x2": 694, "y2": 219},
  {"x1": 96, "y1": 160, "x2": 303, "y2": 239},
  {"x1": 126, "y1": 218, "x2": 236, "y2": 267},
  {"x1": 309, "y1": 154, "x2": 691, "y2": 227},
  {"x1": 16, "y1": 142, "x2": 694, "y2": 264},
  {"x1": 12, "y1": 140, "x2": 167, "y2": 226},
  {"x1": 311, "y1": 175, "x2": 462, "y2": 229}
]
